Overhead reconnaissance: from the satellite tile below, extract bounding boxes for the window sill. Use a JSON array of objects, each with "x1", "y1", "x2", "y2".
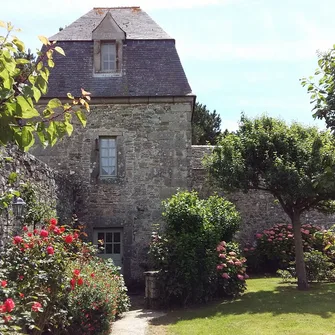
[
  {"x1": 93, "y1": 71, "x2": 122, "y2": 78},
  {"x1": 94, "y1": 175, "x2": 125, "y2": 185}
]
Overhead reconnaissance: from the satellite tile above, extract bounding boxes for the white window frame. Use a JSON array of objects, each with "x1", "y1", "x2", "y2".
[
  {"x1": 99, "y1": 137, "x2": 117, "y2": 177},
  {"x1": 95, "y1": 230, "x2": 122, "y2": 256},
  {"x1": 101, "y1": 42, "x2": 116, "y2": 72}
]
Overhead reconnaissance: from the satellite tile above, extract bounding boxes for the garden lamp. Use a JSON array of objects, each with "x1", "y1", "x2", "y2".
[{"x1": 12, "y1": 197, "x2": 26, "y2": 218}]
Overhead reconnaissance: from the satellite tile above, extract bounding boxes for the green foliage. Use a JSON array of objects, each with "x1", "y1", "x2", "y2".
[
  {"x1": 278, "y1": 250, "x2": 335, "y2": 283},
  {"x1": 19, "y1": 182, "x2": 56, "y2": 228},
  {"x1": 301, "y1": 46, "x2": 335, "y2": 132},
  {"x1": 206, "y1": 114, "x2": 335, "y2": 215},
  {"x1": 245, "y1": 223, "x2": 323, "y2": 272},
  {"x1": 0, "y1": 21, "x2": 90, "y2": 151},
  {"x1": 150, "y1": 191, "x2": 241, "y2": 306},
  {"x1": 206, "y1": 114, "x2": 335, "y2": 289},
  {"x1": 192, "y1": 103, "x2": 221, "y2": 145}
]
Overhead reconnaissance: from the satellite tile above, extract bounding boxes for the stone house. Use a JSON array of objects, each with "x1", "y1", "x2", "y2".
[
  {"x1": 28, "y1": 7, "x2": 335, "y2": 286},
  {"x1": 32, "y1": 7, "x2": 194, "y2": 285}
]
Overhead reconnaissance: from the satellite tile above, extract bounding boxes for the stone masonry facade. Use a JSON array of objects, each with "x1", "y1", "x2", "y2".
[{"x1": 32, "y1": 99, "x2": 193, "y2": 284}]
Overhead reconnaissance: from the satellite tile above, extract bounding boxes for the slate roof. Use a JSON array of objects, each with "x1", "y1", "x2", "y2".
[
  {"x1": 50, "y1": 7, "x2": 171, "y2": 41},
  {"x1": 46, "y1": 8, "x2": 192, "y2": 98}
]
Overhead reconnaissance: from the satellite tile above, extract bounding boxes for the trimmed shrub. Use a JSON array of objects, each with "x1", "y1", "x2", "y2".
[{"x1": 149, "y1": 191, "x2": 243, "y2": 306}]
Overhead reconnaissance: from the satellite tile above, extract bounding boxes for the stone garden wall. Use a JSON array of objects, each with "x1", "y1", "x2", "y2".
[
  {"x1": 191, "y1": 145, "x2": 335, "y2": 245},
  {"x1": 0, "y1": 145, "x2": 76, "y2": 240}
]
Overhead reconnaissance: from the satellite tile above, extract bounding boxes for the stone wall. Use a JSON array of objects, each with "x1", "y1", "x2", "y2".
[
  {"x1": 0, "y1": 145, "x2": 76, "y2": 239},
  {"x1": 32, "y1": 99, "x2": 193, "y2": 285},
  {"x1": 191, "y1": 145, "x2": 335, "y2": 245}
]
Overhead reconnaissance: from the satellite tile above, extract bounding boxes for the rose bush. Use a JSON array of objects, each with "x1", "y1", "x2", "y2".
[{"x1": 0, "y1": 217, "x2": 129, "y2": 335}]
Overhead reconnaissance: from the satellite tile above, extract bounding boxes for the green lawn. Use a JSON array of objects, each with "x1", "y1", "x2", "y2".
[{"x1": 151, "y1": 278, "x2": 335, "y2": 335}]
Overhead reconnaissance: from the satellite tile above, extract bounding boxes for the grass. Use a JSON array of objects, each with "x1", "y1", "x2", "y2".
[{"x1": 149, "y1": 278, "x2": 335, "y2": 335}]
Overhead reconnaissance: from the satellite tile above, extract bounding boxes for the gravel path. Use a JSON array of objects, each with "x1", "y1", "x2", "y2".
[{"x1": 111, "y1": 309, "x2": 166, "y2": 335}]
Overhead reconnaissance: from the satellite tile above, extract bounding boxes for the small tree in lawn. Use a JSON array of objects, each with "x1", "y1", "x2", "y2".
[{"x1": 206, "y1": 114, "x2": 335, "y2": 290}]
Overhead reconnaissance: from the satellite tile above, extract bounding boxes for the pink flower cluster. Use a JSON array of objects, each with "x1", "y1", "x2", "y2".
[{"x1": 216, "y1": 241, "x2": 248, "y2": 282}]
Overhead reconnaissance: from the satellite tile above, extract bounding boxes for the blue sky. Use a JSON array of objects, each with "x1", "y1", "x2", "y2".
[{"x1": 3, "y1": 0, "x2": 335, "y2": 131}]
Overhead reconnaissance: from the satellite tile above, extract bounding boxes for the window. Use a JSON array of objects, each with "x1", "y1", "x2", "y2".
[
  {"x1": 101, "y1": 42, "x2": 116, "y2": 72},
  {"x1": 97, "y1": 231, "x2": 121, "y2": 255},
  {"x1": 100, "y1": 137, "x2": 117, "y2": 177},
  {"x1": 94, "y1": 229, "x2": 123, "y2": 268}
]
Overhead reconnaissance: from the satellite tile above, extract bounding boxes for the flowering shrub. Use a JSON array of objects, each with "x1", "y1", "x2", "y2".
[
  {"x1": 66, "y1": 259, "x2": 130, "y2": 335},
  {"x1": 149, "y1": 191, "x2": 242, "y2": 306},
  {"x1": 216, "y1": 241, "x2": 248, "y2": 297},
  {"x1": 244, "y1": 223, "x2": 324, "y2": 272},
  {"x1": 0, "y1": 217, "x2": 129, "y2": 335}
]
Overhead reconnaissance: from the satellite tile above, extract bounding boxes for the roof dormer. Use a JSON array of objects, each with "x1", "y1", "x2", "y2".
[{"x1": 92, "y1": 12, "x2": 125, "y2": 76}]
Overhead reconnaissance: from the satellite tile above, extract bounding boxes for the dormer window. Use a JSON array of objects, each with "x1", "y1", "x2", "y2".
[
  {"x1": 92, "y1": 12, "x2": 125, "y2": 76},
  {"x1": 101, "y1": 42, "x2": 116, "y2": 72}
]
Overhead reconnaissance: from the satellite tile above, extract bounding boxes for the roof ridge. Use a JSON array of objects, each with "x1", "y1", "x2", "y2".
[{"x1": 93, "y1": 7, "x2": 141, "y2": 9}]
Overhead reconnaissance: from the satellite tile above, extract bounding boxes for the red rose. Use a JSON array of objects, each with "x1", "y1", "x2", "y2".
[
  {"x1": 59, "y1": 227, "x2": 65, "y2": 233},
  {"x1": 70, "y1": 278, "x2": 76, "y2": 289},
  {"x1": 19, "y1": 275, "x2": 24, "y2": 281},
  {"x1": 73, "y1": 233, "x2": 79, "y2": 239},
  {"x1": 40, "y1": 230, "x2": 48, "y2": 238},
  {"x1": 64, "y1": 235, "x2": 73, "y2": 243},
  {"x1": 23, "y1": 226, "x2": 28, "y2": 232},
  {"x1": 1, "y1": 280, "x2": 7, "y2": 288},
  {"x1": 19, "y1": 293, "x2": 24, "y2": 299},
  {"x1": 13, "y1": 236, "x2": 23, "y2": 244},
  {"x1": 33, "y1": 229, "x2": 39, "y2": 235},
  {"x1": 77, "y1": 277, "x2": 84, "y2": 286},
  {"x1": 46, "y1": 246, "x2": 54, "y2": 255},
  {"x1": 50, "y1": 218, "x2": 57, "y2": 225},
  {"x1": 4, "y1": 298, "x2": 15, "y2": 313},
  {"x1": 27, "y1": 232, "x2": 32, "y2": 237},
  {"x1": 53, "y1": 227, "x2": 60, "y2": 234},
  {"x1": 90, "y1": 273, "x2": 95, "y2": 278},
  {"x1": 73, "y1": 269, "x2": 80, "y2": 277},
  {"x1": 31, "y1": 302, "x2": 42, "y2": 312}
]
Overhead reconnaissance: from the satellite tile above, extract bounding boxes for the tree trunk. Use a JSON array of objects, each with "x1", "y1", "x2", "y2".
[{"x1": 292, "y1": 213, "x2": 309, "y2": 290}]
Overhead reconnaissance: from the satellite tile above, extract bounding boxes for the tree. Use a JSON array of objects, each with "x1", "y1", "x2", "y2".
[
  {"x1": 206, "y1": 114, "x2": 335, "y2": 290},
  {"x1": 192, "y1": 102, "x2": 221, "y2": 145},
  {"x1": 0, "y1": 21, "x2": 90, "y2": 152},
  {"x1": 301, "y1": 46, "x2": 335, "y2": 131}
]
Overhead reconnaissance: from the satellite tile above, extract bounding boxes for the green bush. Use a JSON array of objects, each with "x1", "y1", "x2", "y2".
[
  {"x1": 150, "y1": 191, "x2": 242, "y2": 306},
  {"x1": 244, "y1": 223, "x2": 324, "y2": 272}
]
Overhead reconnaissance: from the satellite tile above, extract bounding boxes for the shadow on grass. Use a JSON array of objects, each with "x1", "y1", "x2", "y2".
[{"x1": 149, "y1": 281, "x2": 335, "y2": 326}]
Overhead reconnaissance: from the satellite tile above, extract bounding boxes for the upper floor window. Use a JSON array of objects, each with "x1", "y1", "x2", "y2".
[
  {"x1": 101, "y1": 42, "x2": 116, "y2": 72},
  {"x1": 100, "y1": 137, "x2": 117, "y2": 177}
]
